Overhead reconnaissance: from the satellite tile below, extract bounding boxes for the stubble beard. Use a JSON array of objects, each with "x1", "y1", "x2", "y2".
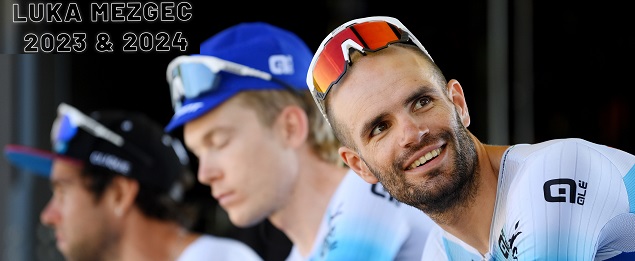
[
  {"x1": 65, "y1": 220, "x2": 119, "y2": 261},
  {"x1": 363, "y1": 115, "x2": 479, "y2": 224}
]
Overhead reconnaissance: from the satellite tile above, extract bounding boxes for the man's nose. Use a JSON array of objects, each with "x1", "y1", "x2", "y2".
[
  {"x1": 40, "y1": 199, "x2": 59, "y2": 227},
  {"x1": 398, "y1": 118, "x2": 427, "y2": 148},
  {"x1": 197, "y1": 152, "x2": 223, "y2": 185}
]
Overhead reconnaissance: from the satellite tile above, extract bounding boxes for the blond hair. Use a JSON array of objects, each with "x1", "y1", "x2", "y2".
[{"x1": 235, "y1": 90, "x2": 342, "y2": 165}]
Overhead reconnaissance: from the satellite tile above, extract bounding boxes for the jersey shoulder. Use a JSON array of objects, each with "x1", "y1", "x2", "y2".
[
  {"x1": 507, "y1": 138, "x2": 635, "y2": 169},
  {"x1": 178, "y1": 234, "x2": 262, "y2": 261},
  {"x1": 421, "y1": 226, "x2": 482, "y2": 261},
  {"x1": 310, "y1": 170, "x2": 436, "y2": 261}
]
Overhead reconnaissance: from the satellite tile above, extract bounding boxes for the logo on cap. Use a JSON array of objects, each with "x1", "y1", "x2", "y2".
[
  {"x1": 89, "y1": 151, "x2": 131, "y2": 175},
  {"x1": 269, "y1": 55, "x2": 294, "y2": 75},
  {"x1": 175, "y1": 102, "x2": 204, "y2": 118}
]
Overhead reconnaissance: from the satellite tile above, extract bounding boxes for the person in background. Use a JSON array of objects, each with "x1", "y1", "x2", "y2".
[
  {"x1": 4, "y1": 103, "x2": 262, "y2": 261},
  {"x1": 163, "y1": 21, "x2": 438, "y2": 260},
  {"x1": 305, "y1": 15, "x2": 635, "y2": 260}
]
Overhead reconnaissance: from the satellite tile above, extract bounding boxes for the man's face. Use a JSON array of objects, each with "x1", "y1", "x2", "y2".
[
  {"x1": 330, "y1": 46, "x2": 478, "y2": 216},
  {"x1": 184, "y1": 96, "x2": 299, "y2": 227},
  {"x1": 40, "y1": 159, "x2": 117, "y2": 261}
]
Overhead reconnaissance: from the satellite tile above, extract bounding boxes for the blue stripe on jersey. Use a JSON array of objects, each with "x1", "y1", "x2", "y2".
[
  {"x1": 315, "y1": 216, "x2": 395, "y2": 260},
  {"x1": 442, "y1": 237, "x2": 481, "y2": 261},
  {"x1": 624, "y1": 164, "x2": 635, "y2": 213},
  {"x1": 606, "y1": 251, "x2": 635, "y2": 260}
]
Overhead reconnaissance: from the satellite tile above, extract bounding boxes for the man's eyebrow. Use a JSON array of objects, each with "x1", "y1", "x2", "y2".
[
  {"x1": 201, "y1": 128, "x2": 215, "y2": 145},
  {"x1": 201, "y1": 126, "x2": 222, "y2": 143},
  {"x1": 403, "y1": 86, "x2": 435, "y2": 108},
  {"x1": 357, "y1": 86, "x2": 437, "y2": 140},
  {"x1": 50, "y1": 177, "x2": 72, "y2": 187},
  {"x1": 359, "y1": 112, "x2": 388, "y2": 140},
  {"x1": 201, "y1": 125, "x2": 233, "y2": 143}
]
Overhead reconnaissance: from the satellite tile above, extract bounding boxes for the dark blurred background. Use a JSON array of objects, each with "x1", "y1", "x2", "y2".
[{"x1": 1, "y1": 0, "x2": 633, "y2": 260}]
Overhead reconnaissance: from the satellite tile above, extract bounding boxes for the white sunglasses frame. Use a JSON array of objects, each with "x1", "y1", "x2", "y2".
[
  {"x1": 53, "y1": 103, "x2": 125, "y2": 149},
  {"x1": 52, "y1": 103, "x2": 160, "y2": 168},
  {"x1": 165, "y1": 55, "x2": 275, "y2": 111},
  {"x1": 306, "y1": 16, "x2": 433, "y2": 122}
]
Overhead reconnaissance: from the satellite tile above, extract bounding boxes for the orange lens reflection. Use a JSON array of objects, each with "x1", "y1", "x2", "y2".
[
  {"x1": 311, "y1": 21, "x2": 401, "y2": 96},
  {"x1": 351, "y1": 21, "x2": 400, "y2": 49},
  {"x1": 313, "y1": 28, "x2": 358, "y2": 94}
]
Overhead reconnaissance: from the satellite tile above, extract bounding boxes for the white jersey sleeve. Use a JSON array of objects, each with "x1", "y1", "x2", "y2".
[
  {"x1": 490, "y1": 138, "x2": 635, "y2": 260},
  {"x1": 176, "y1": 234, "x2": 262, "y2": 261},
  {"x1": 287, "y1": 170, "x2": 438, "y2": 261},
  {"x1": 423, "y1": 138, "x2": 635, "y2": 261}
]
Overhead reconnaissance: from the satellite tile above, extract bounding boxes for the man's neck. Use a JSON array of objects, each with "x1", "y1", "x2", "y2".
[
  {"x1": 118, "y1": 211, "x2": 197, "y2": 261},
  {"x1": 436, "y1": 139, "x2": 509, "y2": 255},
  {"x1": 268, "y1": 148, "x2": 348, "y2": 257}
]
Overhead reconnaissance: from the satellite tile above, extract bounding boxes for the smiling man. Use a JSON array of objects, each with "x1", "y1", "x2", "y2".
[
  {"x1": 163, "y1": 22, "x2": 438, "y2": 260},
  {"x1": 306, "y1": 16, "x2": 635, "y2": 260}
]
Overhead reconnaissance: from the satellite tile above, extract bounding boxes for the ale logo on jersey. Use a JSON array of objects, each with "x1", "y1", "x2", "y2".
[
  {"x1": 319, "y1": 203, "x2": 342, "y2": 259},
  {"x1": 498, "y1": 220, "x2": 522, "y2": 260},
  {"x1": 371, "y1": 183, "x2": 401, "y2": 206},
  {"x1": 543, "y1": 178, "x2": 588, "y2": 205}
]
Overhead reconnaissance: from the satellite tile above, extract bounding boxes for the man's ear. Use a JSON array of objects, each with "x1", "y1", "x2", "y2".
[
  {"x1": 275, "y1": 105, "x2": 309, "y2": 148},
  {"x1": 339, "y1": 146, "x2": 379, "y2": 184},
  {"x1": 447, "y1": 79, "x2": 470, "y2": 127},
  {"x1": 105, "y1": 176, "x2": 139, "y2": 217}
]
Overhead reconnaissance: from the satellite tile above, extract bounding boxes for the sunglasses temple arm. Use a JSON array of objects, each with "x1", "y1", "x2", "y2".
[{"x1": 221, "y1": 61, "x2": 272, "y2": 81}]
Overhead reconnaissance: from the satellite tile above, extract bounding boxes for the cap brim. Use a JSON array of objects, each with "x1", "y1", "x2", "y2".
[
  {"x1": 165, "y1": 90, "x2": 236, "y2": 132},
  {"x1": 4, "y1": 144, "x2": 54, "y2": 177}
]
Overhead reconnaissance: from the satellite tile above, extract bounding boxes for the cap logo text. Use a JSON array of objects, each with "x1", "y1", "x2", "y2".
[
  {"x1": 269, "y1": 55, "x2": 294, "y2": 75},
  {"x1": 174, "y1": 102, "x2": 203, "y2": 118},
  {"x1": 89, "y1": 151, "x2": 131, "y2": 175}
]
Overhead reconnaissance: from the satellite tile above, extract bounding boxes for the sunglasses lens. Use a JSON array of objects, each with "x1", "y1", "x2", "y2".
[
  {"x1": 52, "y1": 114, "x2": 77, "y2": 153},
  {"x1": 170, "y1": 62, "x2": 222, "y2": 111},
  {"x1": 311, "y1": 21, "x2": 402, "y2": 97},
  {"x1": 57, "y1": 115, "x2": 77, "y2": 142},
  {"x1": 352, "y1": 21, "x2": 402, "y2": 49},
  {"x1": 178, "y1": 63, "x2": 220, "y2": 99},
  {"x1": 312, "y1": 28, "x2": 357, "y2": 95}
]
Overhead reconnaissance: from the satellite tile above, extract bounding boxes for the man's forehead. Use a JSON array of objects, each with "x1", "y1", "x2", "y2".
[
  {"x1": 331, "y1": 48, "x2": 437, "y2": 103},
  {"x1": 51, "y1": 158, "x2": 84, "y2": 179},
  {"x1": 326, "y1": 44, "x2": 441, "y2": 131},
  {"x1": 184, "y1": 99, "x2": 236, "y2": 135}
]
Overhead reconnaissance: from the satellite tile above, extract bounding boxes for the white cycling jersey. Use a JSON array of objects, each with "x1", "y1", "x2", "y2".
[
  {"x1": 177, "y1": 234, "x2": 262, "y2": 261},
  {"x1": 421, "y1": 138, "x2": 635, "y2": 261},
  {"x1": 286, "y1": 169, "x2": 438, "y2": 261}
]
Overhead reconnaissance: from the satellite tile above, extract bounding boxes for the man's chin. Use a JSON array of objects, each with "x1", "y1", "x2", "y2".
[
  {"x1": 56, "y1": 242, "x2": 69, "y2": 259},
  {"x1": 227, "y1": 211, "x2": 266, "y2": 228},
  {"x1": 406, "y1": 183, "x2": 463, "y2": 214}
]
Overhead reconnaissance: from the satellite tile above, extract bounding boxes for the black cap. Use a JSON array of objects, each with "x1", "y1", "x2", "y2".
[{"x1": 4, "y1": 103, "x2": 191, "y2": 199}]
